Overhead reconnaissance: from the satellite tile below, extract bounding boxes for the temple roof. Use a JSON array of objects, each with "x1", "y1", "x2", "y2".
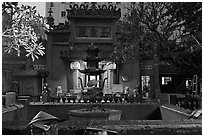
[{"x1": 67, "y1": 3, "x2": 121, "y2": 19}]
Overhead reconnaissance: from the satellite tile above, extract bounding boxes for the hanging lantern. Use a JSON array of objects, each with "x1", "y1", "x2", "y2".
[{"x1": 70, "y1": 61, "x2": 80, "y2": 70}]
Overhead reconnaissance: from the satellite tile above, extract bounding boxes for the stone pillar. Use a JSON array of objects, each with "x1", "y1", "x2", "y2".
[
  {"x1": 154, "y1": 55, "x2": 161, "y2": 99},
  {"x1": 110, "y1": 70, "x2": 114, "y2": 90},
  {"x1": 70, "y1": 61, "x2": 81, "y2": 93},
  {"x1": 72, "y1": 70, "x2": 76, "y2": 90},
  {"x1": 103, "y1": 62, "x2": 116, "y2": 94},
  {"x1": 103, "y1": 71, "x2": 108, "y2": 89},
  {"x1": 150, "y1": 76, "x2": 155, "y2": 99},
  {"x1": 67, "y1": 61, "x2": 71, "y2": 91}
]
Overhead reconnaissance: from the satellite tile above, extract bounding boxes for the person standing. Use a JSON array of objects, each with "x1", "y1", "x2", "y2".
[{"x1": 42, "y1": 83, "x2": 51, "y2": 102}]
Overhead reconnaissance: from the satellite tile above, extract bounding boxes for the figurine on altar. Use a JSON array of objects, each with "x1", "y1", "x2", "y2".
[
  {"x1": 115, "y1": 92, "x2": 121, "y2": 97},
  {"x1": 43, "y1": 83, "x2": 51, "y2": 94},
  {"x1": 124, "y1": 86, "x2": 130, "y2": 95},
  {"x1": 56, "y1": 85, "x2": 63, "y2": 98}
]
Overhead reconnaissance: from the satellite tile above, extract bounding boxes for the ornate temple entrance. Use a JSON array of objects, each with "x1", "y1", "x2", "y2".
[
  {"x1": 46, "y1": 3, "x2": 121, "y2": 94},
  {"x1": 70, "y1": 58, "x2": 116, "y2": 94}
]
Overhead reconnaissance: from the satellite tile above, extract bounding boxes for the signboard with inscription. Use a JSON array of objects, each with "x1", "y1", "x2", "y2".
[{"x1": 76, "y1": 26, "x2": 111, "y2": 38}]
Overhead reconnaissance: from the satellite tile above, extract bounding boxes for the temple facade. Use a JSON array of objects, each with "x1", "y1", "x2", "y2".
[
  {"x1": 2, "y1": 2, "x2": 196, "y2": 102},
  {"x1": 45, "y1": 2, "x2": 141, "y2": 96}
]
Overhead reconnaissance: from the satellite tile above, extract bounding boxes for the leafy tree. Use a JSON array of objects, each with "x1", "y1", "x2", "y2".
[
  {"x1": 112, "y1": 2, "x2": 201, "y2": 75},
  {"x1": 111, "y1": 19, "x2": 141, "y2": 62},
  {"x1": 168, "y1": 2, "x2": 202, "y2": 76},
  {"x1": 113, "y1": 3, "x2": 182, "y2": 62},
  {"x1": 168, "y1": 2, "x2": 201, "y2": 39},
  {"x1": 2, "y1": 2, "x2": 48, "y2": 61}
]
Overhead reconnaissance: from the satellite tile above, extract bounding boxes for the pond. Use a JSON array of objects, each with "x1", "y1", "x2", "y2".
[{"x1": 2, "y1": 103, "x2": 202, "y2": 135}]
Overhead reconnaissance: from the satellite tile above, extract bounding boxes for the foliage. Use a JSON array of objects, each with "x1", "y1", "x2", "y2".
[
  {"x1": 112, "y1": 2, "x2": 183, "y2": 62},
  {"x1": 2, "y1": 2, "x2": 48, "y2": 61},
  {"x1": 168, "y1": 2, "x2": 202, "y2": 37},
  {"x1": 112, "y1": 2, "x2": 202, "y2": 75},
  {"x1": 167, "y1": 2, "x2": 202, "y2": 75},
  {"x1": 110, "y1": 20, "x2": 140, "y2": 62}
]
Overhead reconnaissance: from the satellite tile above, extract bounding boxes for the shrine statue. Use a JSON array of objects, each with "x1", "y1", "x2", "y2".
[{"x1": 56, "y1": 85, "x2": 63, "y2": 98}]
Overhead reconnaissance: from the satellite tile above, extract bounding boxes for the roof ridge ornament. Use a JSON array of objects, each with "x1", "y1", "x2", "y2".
[
  {"x1": 67, "y1": 3, "x2": 121, "y2": 19},
  {"x1": 46, "y1": 2, "x2": 70, "y2": 32},
  {"x1": 47, "y1": 4, "x2": 54, "y2": 29}
]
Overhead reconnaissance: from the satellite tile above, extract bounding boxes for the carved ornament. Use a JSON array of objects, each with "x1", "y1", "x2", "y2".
[{"x1": 67, "y1": 3, "x2": 121, "y2": 19}]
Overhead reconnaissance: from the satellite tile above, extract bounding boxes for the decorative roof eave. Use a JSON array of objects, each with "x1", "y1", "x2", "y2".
[
  {"x1": 46, "y1": 30, "x2": 71, "y2": 34},
  {"x1": 3, "y1": 64, "x2": 25, "y2": 73},
  {"x1": 14, "y1": 69, "x2": 38, "y2": 76},
  {"x1": 46, "y1": 21, "x2": 71, "y2": 34},
  {"x1": 67, "y1": 15, "x2": 121, "y2": 20},
  {"x1": 13, "y1": 69, "x2": 49, "y2": 77}
]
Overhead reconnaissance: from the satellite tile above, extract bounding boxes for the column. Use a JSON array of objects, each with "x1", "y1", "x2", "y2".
[{"x1": 154, "y1": 55, "x2": 161, "y2": 99}]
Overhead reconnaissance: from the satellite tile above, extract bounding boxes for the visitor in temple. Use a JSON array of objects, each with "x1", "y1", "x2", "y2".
[
  {"x1": 42, "y1": 83, "x2": 51, "y2": 102},
  {"x1": 143, "y1": 85, "x2": 149, "y2": 98},
  {"x1": 43, "y1": 83, "x2": 48, "y2": 93}
]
